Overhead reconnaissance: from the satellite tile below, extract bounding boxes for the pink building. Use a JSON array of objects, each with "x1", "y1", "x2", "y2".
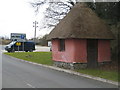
[{"x1": 47, "y1": 3, "x2": 114, "y2": 69}]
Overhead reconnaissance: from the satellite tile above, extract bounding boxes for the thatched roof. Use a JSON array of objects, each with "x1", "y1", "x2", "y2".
[{"x1": 47, "y1": 3, "x2": 114, "y2": 40}]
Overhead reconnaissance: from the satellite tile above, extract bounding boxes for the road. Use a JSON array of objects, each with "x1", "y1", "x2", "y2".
[
  {"x1": 1, "y1": 45, "x2": 50, "y2": 52},
  {"x1": 35, "y1": 45, "x2": 50, "y2": 52},
  {"x1": 0, "y1": 45, "x2": 118, "y2": 88}
]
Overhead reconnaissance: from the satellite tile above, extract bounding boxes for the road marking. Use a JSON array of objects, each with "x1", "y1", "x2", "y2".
[
  {"x1": 26, "y1": 83, "x2": 35, "y2": 88},
  {"x1": 23, "y1": 81, "x2": 35, "y2": 88}
]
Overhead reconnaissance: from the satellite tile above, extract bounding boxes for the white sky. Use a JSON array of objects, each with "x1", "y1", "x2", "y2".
[
  {"x1": 0, "y1": 0, "x2": 119, "y2": 39},
  {"x1": 0, "y1": 0, "x2": 50, "y2": 39}
]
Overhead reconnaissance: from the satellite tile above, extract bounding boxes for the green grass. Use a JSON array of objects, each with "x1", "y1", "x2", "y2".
[
  {"x1": 4, "y1": 52, "x2": 119, "y2": 82},
  {"x1": 4, "y1": 52, "x2": 53, "y2": 65},
  {"x1": 76, "y1": 69, "x2": 119, "y2": 82}
]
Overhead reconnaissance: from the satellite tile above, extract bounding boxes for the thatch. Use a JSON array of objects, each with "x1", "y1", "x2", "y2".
[{"x1": 47, "y1": 3, "x2": 114, "y2": 40}]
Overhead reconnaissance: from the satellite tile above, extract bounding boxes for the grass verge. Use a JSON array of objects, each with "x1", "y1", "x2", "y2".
[
  {"x1": 4, "y1": 52, "x2": 119, "y2": 82},
  {"x1": 4, "y1": 52, "x2": 53, "y2": 65},
  {"x1": 75, "y1": 69, "x2": 119, "y2": 82}
]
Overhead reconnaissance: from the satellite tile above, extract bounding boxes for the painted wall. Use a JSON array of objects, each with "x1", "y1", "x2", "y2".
[
  {"x1": 52, "y1": 39, "x2": 75, "y2": 62},
  {"x1": 52, "y1": 39, "x2": 87, "y2": 63},
  {"x1": 74, "y1": 39, "x2": 87, "y2": 63},
  {"x1": 98, "y1": 40, "x2": 111, "y2": 62},
  {"x1": 52, "y1": 39, "x2": 111, "y2": 63}
]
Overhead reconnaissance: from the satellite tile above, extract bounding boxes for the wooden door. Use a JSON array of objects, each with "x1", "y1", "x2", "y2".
[{"x1": 87, "y1": 40, "x2": 98, "y2": 68}]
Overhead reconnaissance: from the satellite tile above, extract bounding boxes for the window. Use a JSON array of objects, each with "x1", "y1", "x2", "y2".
[{"x1": 59, "y1": 39, "x2": 65, "y2": 51}]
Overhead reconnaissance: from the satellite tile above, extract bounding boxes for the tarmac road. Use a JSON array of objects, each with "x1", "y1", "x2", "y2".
[
  {"x1": 2, "y1": 53, "x2": 118, "y2": 88},
  {"x1": 1, "y1": 45, "x2": 50, "y2": 52}
]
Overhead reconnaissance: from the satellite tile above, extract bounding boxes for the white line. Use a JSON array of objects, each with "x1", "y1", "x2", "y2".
[{"x1": 26, "y1": 83, "x2": 35, "y2": 88}]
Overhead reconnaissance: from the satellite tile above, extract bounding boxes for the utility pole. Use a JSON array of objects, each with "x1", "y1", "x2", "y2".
[{"x1": 33, "y1": 21, "x2": 38, "y2": 44}]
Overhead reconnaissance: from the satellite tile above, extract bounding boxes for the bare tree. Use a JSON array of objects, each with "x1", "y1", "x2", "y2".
[
  {"x1": 30, "y1": 0, "x2": 119, "y2": 29},
  {"x1": 30, "y1": 0, "x2": 76, "y2": 28}
]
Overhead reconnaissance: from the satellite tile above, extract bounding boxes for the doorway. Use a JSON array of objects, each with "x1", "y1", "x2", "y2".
[{"x1": 87, "y1": 40, "x2": 98, "y2": 68}]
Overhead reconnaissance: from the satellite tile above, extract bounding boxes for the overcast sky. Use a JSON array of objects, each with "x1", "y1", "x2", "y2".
[{"x1": 0, "y1": 0, "x2": 50, "y2": 39}]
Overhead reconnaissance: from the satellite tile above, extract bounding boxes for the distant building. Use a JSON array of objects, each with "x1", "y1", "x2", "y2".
[
  {"x1": 48, "y1": 41, "x2": 52, "y2": 47},
  {"x1": 47, "y1": 3, "x2": 114, "y2": 69},
  {"x1": 48, "y1": 41, "x2": 52, "y2": 51}
]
